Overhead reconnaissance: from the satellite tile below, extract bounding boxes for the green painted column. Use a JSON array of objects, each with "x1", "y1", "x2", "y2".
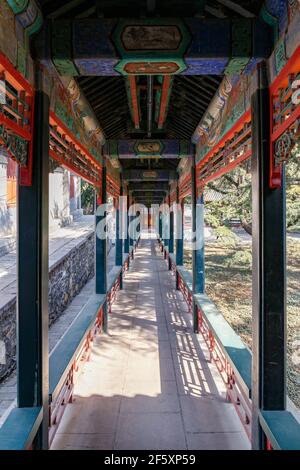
[
  {"x1": 176, "y1": 182, "x2": 183, "y2": 289},
  {"x1": 163, "y1": 205, "x2": 169, "y2": 258},
  {"x1": 168, "y1": 194, "x2": 174, "y2": 270},
  {"x1": 17, "y1": 91, "x2": 49, "y2": 449},
  {"x1": 115, "y1": 178, "x2": 123, "y2": 289},
  {"x1": 136, "y1": 210, "x2": 141, "y2": 244},
  {"x1": 124, "y1": 193, "x2": 130, "y2": 255},
  {"x1": 95, "y1": 162, "x2": 107, "y2": 332},
  {"x1": 129, "y1": 195, "x2": 134, "y2": 255},
  {"x1": 192, "y1": 156, "x2": 205, "y2": 333},
  {"x1": 159, "y1": 210, "x2": 162, "y2": 240},
  {"x1": 251, "y1": 63, "x2": 286, "y2": 450}
]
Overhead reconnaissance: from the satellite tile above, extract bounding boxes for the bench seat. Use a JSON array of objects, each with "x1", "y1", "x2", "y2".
[
  {"x1": 0, "y1": 407, "x2": 42, "y2": 450},
  {"x1": 176, "y1": 265, "x2": 193, "y2": 292},
  {"x1": 194, "y1": 293, "x2": 251, "y2": 394},
  {"x1": 260, "y1": 410, "x2": 300, "y2": 450},
  {"x1": 49, "y1": 293, "x2": 105, "y2": 400}
]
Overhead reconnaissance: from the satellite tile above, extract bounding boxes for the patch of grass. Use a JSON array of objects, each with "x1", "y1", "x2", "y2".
[{"x1": 184, "y1": 237, "x2": 300, "y2": 408}]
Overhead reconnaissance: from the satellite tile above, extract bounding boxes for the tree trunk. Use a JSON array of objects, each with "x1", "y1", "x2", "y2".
[{"x1": 241, "y1": 219, "x2": 252, "y2": 235}]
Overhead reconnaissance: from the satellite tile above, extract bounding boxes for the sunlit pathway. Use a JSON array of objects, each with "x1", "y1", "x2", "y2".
[{"x1": 52, "y1": 235, "x2": 249, "y2": 450}]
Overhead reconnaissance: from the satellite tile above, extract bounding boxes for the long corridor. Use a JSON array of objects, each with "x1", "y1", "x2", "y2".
[{"x1": 52, "y1": 235, "x2": 249, "y2": 450}]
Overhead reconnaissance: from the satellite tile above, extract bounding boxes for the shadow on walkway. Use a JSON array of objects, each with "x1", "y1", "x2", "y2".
[{"x1": 51, "y1": 237, "x2": 249, "y2": 450}]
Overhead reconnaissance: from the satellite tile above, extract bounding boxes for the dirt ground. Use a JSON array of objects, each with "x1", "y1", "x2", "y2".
[{"x1": 184, "y1": 237, "x2": 300, "y2": 409}]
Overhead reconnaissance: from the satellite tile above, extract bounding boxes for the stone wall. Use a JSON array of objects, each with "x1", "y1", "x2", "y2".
[
  {"x1": 0, "y1": 232, "x2": 95, "y2": 381},
  {"x1": 48, "y1": 232, "x2": 94, "y2": 325}
]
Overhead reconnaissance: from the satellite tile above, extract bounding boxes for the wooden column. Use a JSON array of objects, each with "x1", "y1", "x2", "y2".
[
  {"x1": 17, "y1": 91, "x2": 49, "y2": 449},
  {"x1": 159, "y1": 210, "x2": 162, "y2": 240},
  {"x1": 95, "y1": 161, "x2": 107, "y2": 331},
  {"x1": 251, "y1": 62, "x2": 286, "y2": 449},
  {"x1": 192, "y1": 156, "x2": 205, "y2": 333},
  {"x1": 168, "y1": 193, "x2": 174, "y2": 270},
  {"x1": 176, "y1": 181, "x2": 183, "y2": 289},
  {"x1": 124, "y1": 193, "x2": 129, "y2": 255},
  {"x1": 163, "y1": 204, "x2": 169, "y2": 256},
  {"x1": 115, "y1": 178, "x2": 123, "y2": 289},
  {"x1": 129, "y1": 194, "x2": 134, "y2": 257}
]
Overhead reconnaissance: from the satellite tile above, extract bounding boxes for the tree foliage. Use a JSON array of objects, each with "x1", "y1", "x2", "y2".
[
  {"x1": 81, "y1": 181, "x2": 95, "y2": 215},
  {"x1": 205, "y1": 148, "x2": 300, "y2": 233}
]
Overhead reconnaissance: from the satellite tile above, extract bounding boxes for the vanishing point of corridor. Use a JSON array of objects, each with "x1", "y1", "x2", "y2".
[{"x1": 52, "y1": 234, "x2": 249, "y2": 450}]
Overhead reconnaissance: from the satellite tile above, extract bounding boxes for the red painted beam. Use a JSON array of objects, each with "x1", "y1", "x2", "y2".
[
  {"x1": 200, "y1": 149, "x2": 252, "y2": 187},
  {"x1": 157, "y1": 75, "x2": 172, "y2": 129},
  {"x1": 196, "y1": 109, "x2": 251, "y2": 172},
  {"x1": 49, "y1": 148, "x2": 100, "y2": 188},
  {"x1": 0, "y1": 51, "x2": 33, "y2": 95},
  {"x1": 128, "y1": 75, "x2": 140, "y2": 129},
  {"x1": 269, "y1": 45, "x2": 300, "y2": 188},
  {"x1": 0, "y1": 52, "x2": 34, "y2": 186},
  {"x1": 49, "y1": 112, "x2": 102, "y2": 169}
]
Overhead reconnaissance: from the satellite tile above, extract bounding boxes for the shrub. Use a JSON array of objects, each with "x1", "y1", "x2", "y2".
[{"x1": 227, "y1": 249, "x2": 252, "y2": 268}]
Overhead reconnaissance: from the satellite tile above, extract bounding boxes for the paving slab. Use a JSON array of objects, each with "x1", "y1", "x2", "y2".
[{"x1": 52, "y1": 234, "x2": 250, "y2": 450}]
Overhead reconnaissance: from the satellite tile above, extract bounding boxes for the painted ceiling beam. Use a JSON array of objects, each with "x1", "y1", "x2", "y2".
[
  {"x1": 216, "y1": 0, "x2": 255, "y2": 18},
  {"x1": 204, "y1": 5, "x2": 226, "y2": 18},
  {"x1": 126, "y1": 76, "x2": 140, "y2": 129},
  {"x1": 123, "y1": 169, "x2": 176, "y2": 182},
  {"x1": 104, "y1": 140, "x2": 194, "y2": 159},
  {"x1": 128, "y1": 182, "x2": 169, "y2": 191},
  {"x1": 132, "y1": 191, "x2": 167, "y2": 198},
  {"x1": 34, "y1": 17, "x2": 273, "y2": 76},
  {"x1": 133, "y1": 200, "x2": 165, "y2": 205},
  {"x1": 156, "y1": 75, "x2": 173, "y2": 130},
  {"x1": 48, "y1": 0, "x2": 87, "y2": 19}
]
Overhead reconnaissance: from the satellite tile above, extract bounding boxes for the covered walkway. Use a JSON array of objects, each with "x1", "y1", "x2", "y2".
[
  {"x1": 1, "y1": 0, "x2": 299, "y2": 452},
  {"x1": 52, "y1": 234, "x2": 248, "y2": 450}
]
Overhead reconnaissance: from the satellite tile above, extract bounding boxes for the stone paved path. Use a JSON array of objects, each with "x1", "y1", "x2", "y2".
[
  {"x1": 0, "y1": 215, "x2": 116, "y2": 423},
  {"x1": 52, "y1": 234, "x2": 249, "y2": 450}
]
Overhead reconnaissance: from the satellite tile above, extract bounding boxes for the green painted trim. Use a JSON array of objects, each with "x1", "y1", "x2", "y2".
[
  {"x1": 259, "y1": 4, "x2": 279, "y2": 43},
  {"x1": 52, "y1": 20, "x2": 79, "y2": 76},
  {"x1": 179, "y1": 140, "x2": 192, "y2": 158},
  {"x1": 16, "y1": 41, "x2": 27, "y2": 77},
  {"x1": 224, "y1": 19, "x2": 252, "y2": 76},
  {"x1": 0, "y1": 407, "x2": 42, "y2": 450},
  {"x1": 49, "y1": 294, "x2": 106, "y2": 399},
  {"x1": 172, "y1": 258, "x2": 252, "y2": 394},
  {"x1": 259, "y1": 411, "x2": 300, "y2": 450},
  {"x1": 26, "y1": 7, "x2": 43, "y2": 36},
  {"x1": 6, "y1": 0, "x2": 29, "y2": 15},
  {"x1": 108, "y1": 140, "x2": 119, "y2": 159},
  {"x1": 274, "y1": 38, "x2": 287, "y2": 75}
]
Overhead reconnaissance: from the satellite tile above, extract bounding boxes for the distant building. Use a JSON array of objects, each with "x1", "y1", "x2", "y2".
[{"x1": 0, "y1": 152, "x2": 83, "y2": 237}]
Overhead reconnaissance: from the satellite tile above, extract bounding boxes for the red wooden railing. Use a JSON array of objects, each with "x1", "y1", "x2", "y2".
[{"x1": 0, "y1": 52, "x2": 34, "y2": 185}]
